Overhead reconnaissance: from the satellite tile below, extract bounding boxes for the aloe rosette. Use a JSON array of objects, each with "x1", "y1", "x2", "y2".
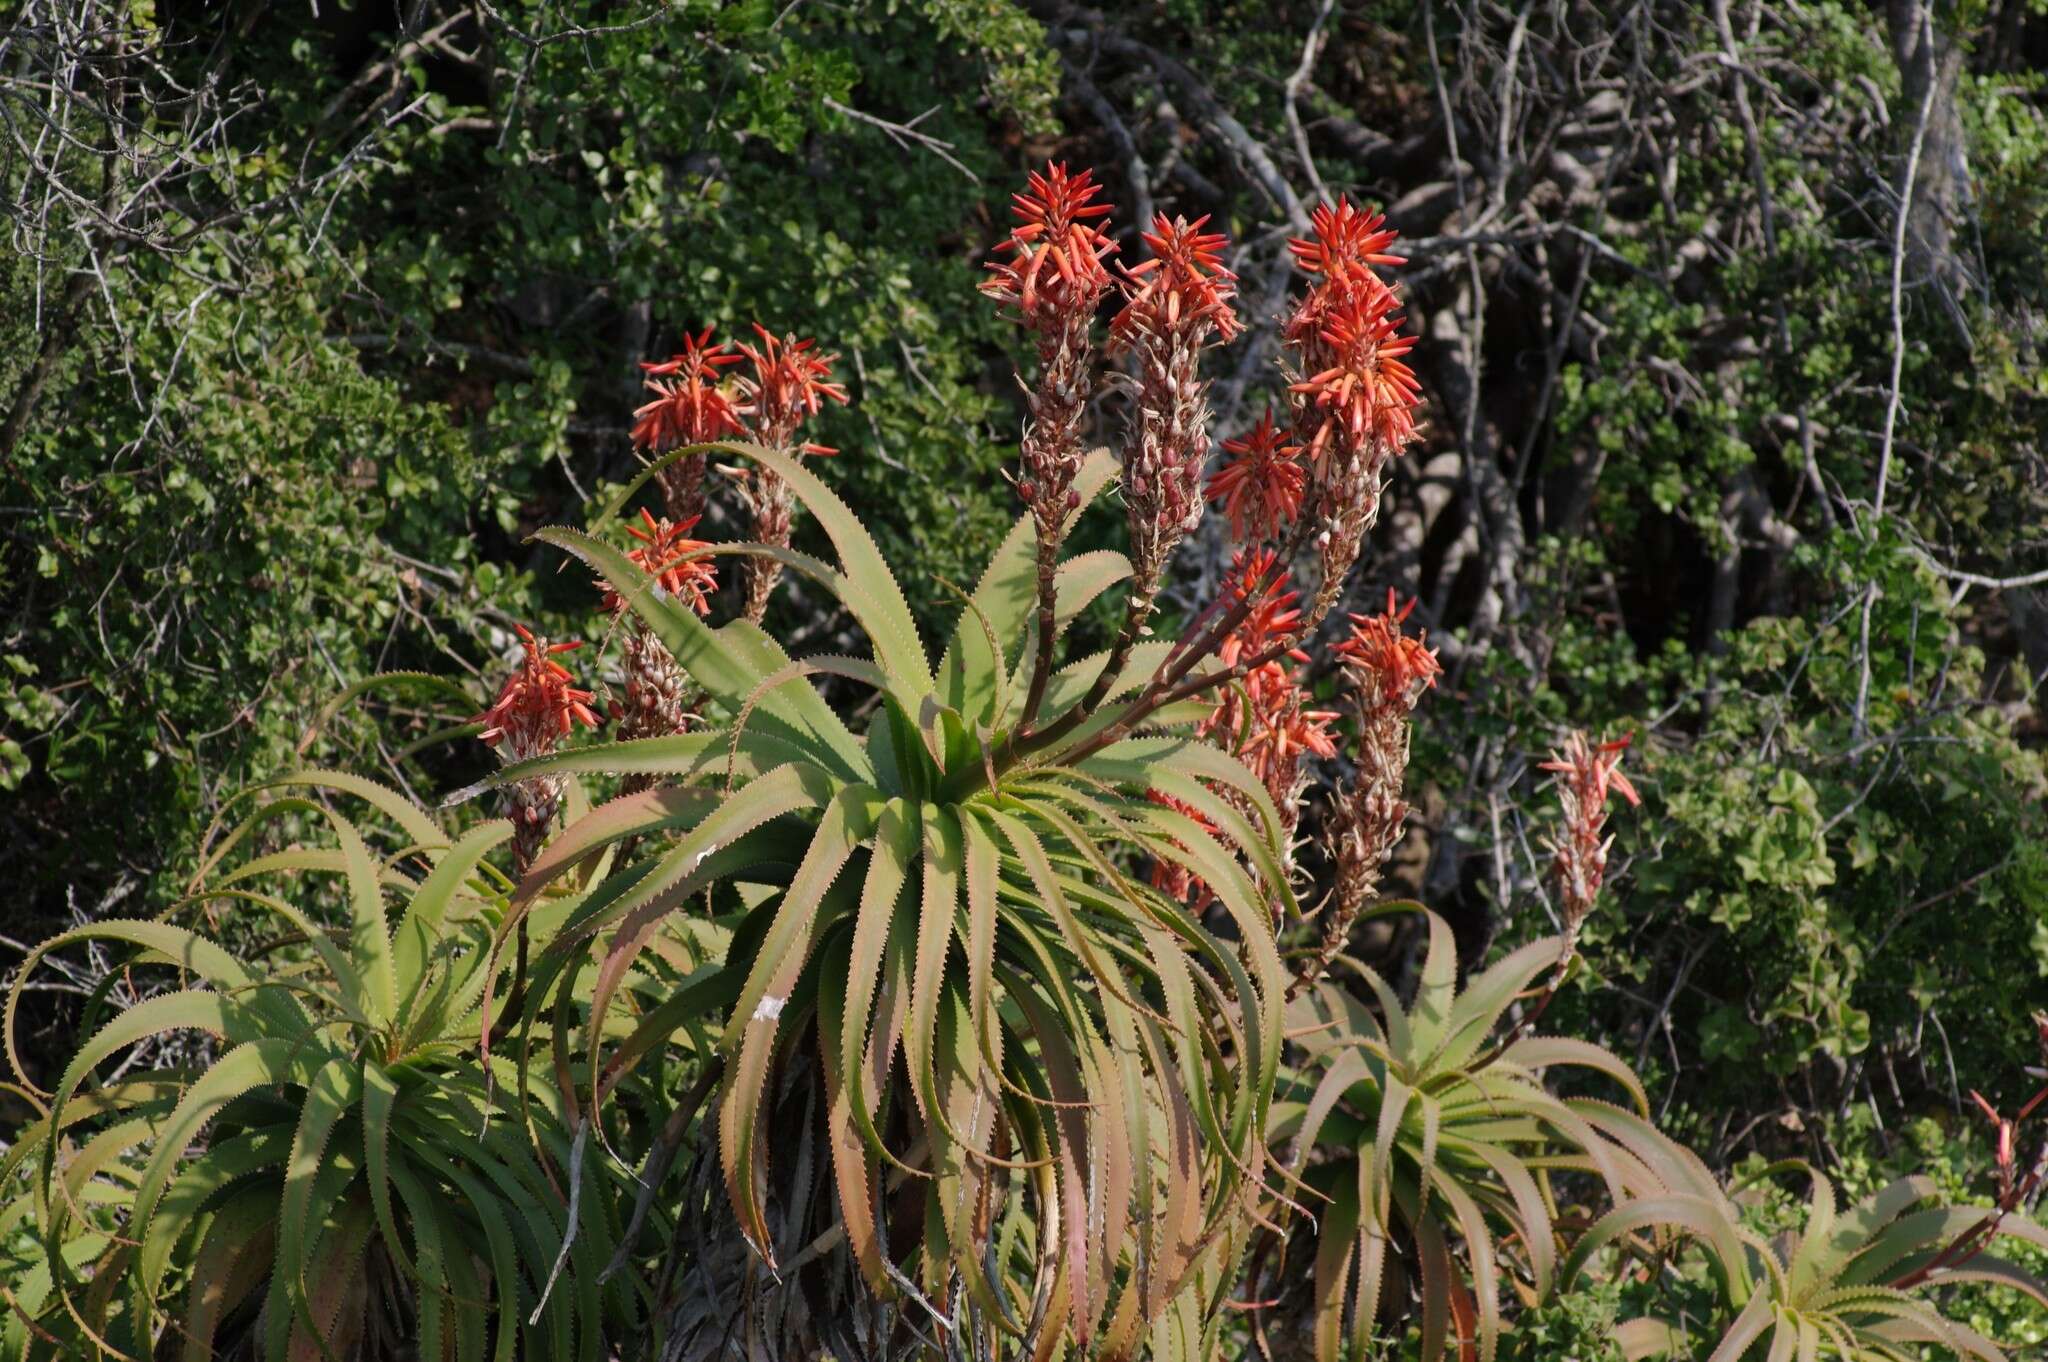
[
  {"x1": 2, "y1": 772, "x2": 634, "y2": 1361},
  {"x1": 477, "y1": 439, "x2": 1296, "y2": 1356},
  {"x1": 1568, "y1": 1162, "x2": 2048, "y2": 1362},
  {"x1": 1266, "y1": 908, "x2": 1689, "y2": 1362}
]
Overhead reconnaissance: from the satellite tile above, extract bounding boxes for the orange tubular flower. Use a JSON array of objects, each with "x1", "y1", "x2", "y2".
[
  {"x1": 1306, "y1": 589, "x2": 1438, "y2": 983},
  {"x1": 1240, "y1": 686, "x2": 1339, "y2": 784},
  {"x1": 1112, "y1": 212, "x2": 1241, "y2": 606},
  {"x1": 1110, "y1": 213, "x2": 1241, "y2": 349},
  {"x1": 598, "y1": 508, "x2": 718, "y2": 617},
  {"x1": 728, "y1": 325, "x2": 849, "y2": 622},
  {"x1": 736, "y1": 325, "x2": 849, "y2": 455},
  {"x1": 1286, "y1": 198, "x2": 1406, "y2": 279},
  {"x1": 1270, "y1": 197, "x2": 1425, "y2": 628},
  {"x1": 633, "y1": 328, "x2": 747, "y2": 523},
  {"x1": 1336, "y1": 589, "x2": 1442, "y2": 712},
  {"x1": 982, "y1": 162, "x2": 1118, "y2": 587},
  {"x1": 1217, "y1": 548, "x2": 1308, "y2": 670},
  {"x1": 980, "y1": 162, "x2": 1117, "y2": 340},
  {"x1": 476, "y1": 626, "x2": 600, "y2": 755},
  {"x1": 632, "y1": 329, "x2": 747, "y2": 454},
  {"x1": 476, "y1": 625, "x2": 601, "y2": 871},
  {"x1": 1207, "y1": 409, "x2": 1307, "y2": 542},
  {"x1": 1146, "y1": 789, "x2": 1218, "y2": 906},
  {"x1": 1290, "y1": 290, "x2": 1423, "y2": 467}
]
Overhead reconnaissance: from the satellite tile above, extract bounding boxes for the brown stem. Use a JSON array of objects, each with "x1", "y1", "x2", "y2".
[
  {"x1": 998, "y1": 522, "x2": 1315, "y2": 777},
  {"x1": 1016, "y1": 522, "x2": 1064, "y2": 732},
  {"x1": 1892, "y1": 1077, "x2": 2048, "y2": 1289},
  {"x1": 494, "y1": 843, "x2": 537, "y2": 1042}
]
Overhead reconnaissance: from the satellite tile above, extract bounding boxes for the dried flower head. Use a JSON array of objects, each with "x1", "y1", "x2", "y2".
[
  {"x1": 1207, "y1": 408, "x2": 1306, "y2": 542},
  {"x1": 598, "y1": 508, "x2": 718, "y2": 617},
  {"x1": 1541, "y1": 731, "x2": 1641, "y2": 931}
]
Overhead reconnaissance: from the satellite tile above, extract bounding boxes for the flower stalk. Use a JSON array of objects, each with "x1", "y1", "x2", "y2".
[
  {"x1": 1290, "y1": 590, "x2": 1440, "y2": 995},
  {"x1": 980, "y1": 163, "x2": 1117, "y2": 729},
  {"x1": 728, "y1": 325, "x2": 848, "y2": 622},
  {"x1": 475, "y1": 625, "x2": 599, "y2": 1024}
]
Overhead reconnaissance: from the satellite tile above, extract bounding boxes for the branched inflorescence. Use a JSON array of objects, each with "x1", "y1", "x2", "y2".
[
  {"x1": 632, "y1": 327, "x2": 747, "y2": 523},
  {"x1": 1171, "y1": 550, "x2": 1335, "y2": 908},
  {"x1": 726, "y1": 325, "x2": 849, "y2": 622},
  {"x1": 476, "y1": 625, "x2": 600, "y2": 875}
]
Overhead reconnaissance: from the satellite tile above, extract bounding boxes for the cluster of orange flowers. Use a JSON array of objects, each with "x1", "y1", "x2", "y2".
[
  {"x1": 475, "y1": 625, "x2": 600, "y2": 755},
  {"x1": 596, "y1": 508, "x2": 717, "y2": 618},
  {"x1": 1208, "y1": 554, "x2": 1336, "y2": 848},
  {"x1": 981, "y1": 163, "x2": 1118, "y2": 554},
  {"x1": 474, "y1": 625, "x2": 601, "y2": 870}
]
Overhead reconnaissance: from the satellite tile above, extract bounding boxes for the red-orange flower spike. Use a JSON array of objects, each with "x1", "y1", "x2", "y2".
[
  {"x1": 1243, "y1": 688, "x2": 1339, "y2": 773},
  {"x1": 1218, "y1": 548, "x2": 1308, "y2": 668},
  {"x1": 981, "y1": 161, "x2": 1117, "y2": 331},
  {"x1": 737, "y1": 325, "x2": 849, "y2": 454},
  {"x1": 1207, "y1": 409, "x2": 1306, "y2": 541},
  {"x1": 476, "y1": 625, "x2": 600, "y2": 757},
  {"x1": 1291, "y1": 291, "x2": 1423, "y2": 464},
  {"x1": 599, "y1": 508, "x2": 718, "y2": 617},
  {"x1": 1336, "y1": 589, "x2": 1442, "y2": 711},
  {"x1": 1111, "y1": 213, "x2": 1242, "y2": 347},
  {"x1": 632, "y1": 328, "x2": 747, "y2": 453},
  {"x1": 1287, "y1": 198, "x2": 1406, "y2": 279}
]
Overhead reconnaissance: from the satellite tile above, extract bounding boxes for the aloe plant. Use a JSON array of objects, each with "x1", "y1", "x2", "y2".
[
  {"x1": 478, "y1": 440, "x2": 1297, "y2": 1357},
  {"x1": 1, "y1": 773, "x2": 634, "y2": 1360},
  {"x1": 1567, "y1": 1164, "x2": 2048, "y2": 1362},
  {"x1": 1262, "y1": 908, "x2": 1682, "y2": 1362}
]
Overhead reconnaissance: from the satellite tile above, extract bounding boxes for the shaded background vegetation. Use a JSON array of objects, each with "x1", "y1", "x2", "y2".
[{"x1": 4, "y1": 0, "x2": 2046, "y2": 1260}]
